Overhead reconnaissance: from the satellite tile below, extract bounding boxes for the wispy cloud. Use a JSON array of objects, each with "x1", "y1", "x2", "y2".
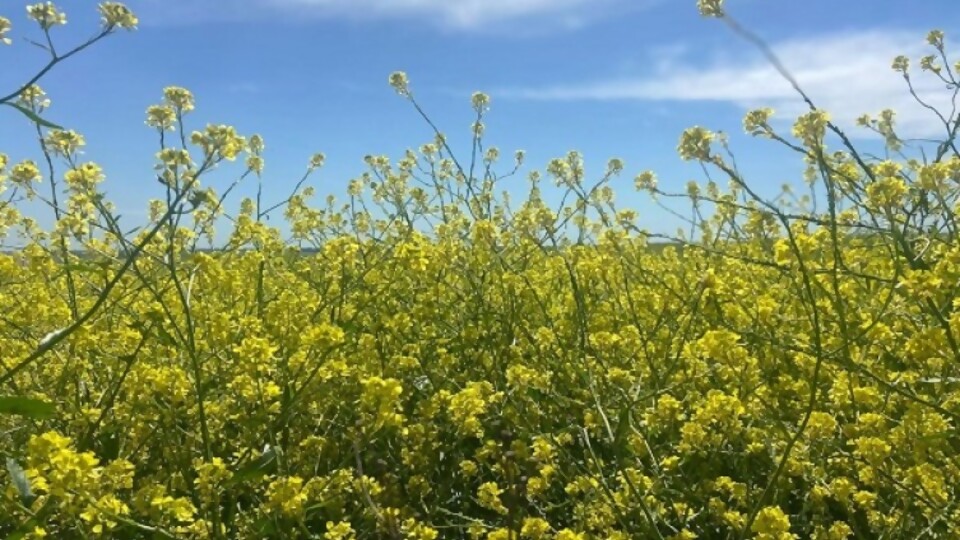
[
  {"x1": 261, "y1": 0, "x2": 620, "y2": 29},
  {"x1": 502, "y1": 30, "x2": 957, "y2": 138},
  {"x1": 141, "y1": 0, "x2": 650, "y2": 31}
]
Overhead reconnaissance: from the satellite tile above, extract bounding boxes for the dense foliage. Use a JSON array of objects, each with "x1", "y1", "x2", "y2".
[{"x1": 2, "y1": 1, "x2": 960, "y2": 538}]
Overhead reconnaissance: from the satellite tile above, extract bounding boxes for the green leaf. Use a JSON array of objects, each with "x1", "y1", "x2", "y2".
[
  {"x1": 916, "y1": 430, "x2": 954, "y2": 442},
  {"x1": 612, "y1": 405, "x2": 632, "y2": 459},
  {"x1": 0, "y1": 396, "x2": 56, "y2": 419},
  {"x1": 98, "y1": 432, "x2": 121, "y2": 461},
  {"x1": 252, "y1": 517, "x2": 278, "y2": 535},
  {"x1": 3, "y1": 102, "x2": 64, "y2": 130},
  {"x1": 5, "y1": 458, "x2": 33, "y2": 504},
  {"x1": 231, "y1": 446, "x2": 280, "y2": 484},
  {"x1": 3, "y1": 518, "x2": 39, "y2": 540},
  {"x1": 3, "y1": 498, "x2": 50, "y2": 539}
]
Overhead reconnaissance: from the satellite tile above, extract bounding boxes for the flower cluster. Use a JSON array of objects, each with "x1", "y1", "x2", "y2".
[{"x1": 2, "y1": 1, "x2": 960, "y2": 538}]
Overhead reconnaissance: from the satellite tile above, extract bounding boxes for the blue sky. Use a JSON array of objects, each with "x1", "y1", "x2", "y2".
[{"x1": 1, "y1": 0, "x2": 957, "y2": 240}]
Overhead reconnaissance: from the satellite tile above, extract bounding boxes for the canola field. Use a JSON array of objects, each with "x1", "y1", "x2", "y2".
[{"x1": 2, "y1": 1, "x2": 960, "y2": 538}]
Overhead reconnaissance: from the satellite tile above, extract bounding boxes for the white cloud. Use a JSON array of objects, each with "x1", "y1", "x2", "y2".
[
  {"x1": 258, "y1": 0, "x2": 626, "y2": 30},
  {"x1": 503, "y1": 30, "x2": 957, "y2": 138},
  {"x1": 140, "y1": 0, "x2": 655, "y2": 32}
]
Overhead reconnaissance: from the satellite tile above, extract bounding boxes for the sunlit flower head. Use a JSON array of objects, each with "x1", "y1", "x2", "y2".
[
  {"x1": 471, "y1": 91, "x2": 490, "y2": 112},
  {"x1": 634, "y1": 170, "x2": 657, "y2": 191},
  {"x1": 44, "y1": 129, "x2": 86, "y2": 158},
  {"x1": 18, "y1": 85, "x2": 51, "y2": 110},
  {"x1": 607, "y1": 157, "x2": 624, "y2": 175},
  {"x1": 246, "y1": 155, "x2": 264, "y2": 175},
  {"x1": 927, "y1": 29, "x2": 945, "y2": 48},
  {"x1": 248, "y1": 134, "x2": 265, "y2": 154},
  {"x1": 145, "y1": 105, "x2": 176, "y2": 130},
  {"x1": 26, "y1": 2, "x2": 67, "y2": 30},
  {"x1": 389, "y1": 71, "x2": 410, "y2": 96},
  {"x1": 10, "y1": 160, "x2": 42, "y2": 185},
  {"x1": 0, "y1": 17, "x2": 12, "y2": 45},
  {"x1": 891, "y1": 55, "x2": 909, "y2": 73},
  {"x1": 919, "y1": 54, "x2": 940, "y2": 73},
  {"x1": 743, "y1": 108, "x2": 774, "y2": 137},
  {"x1": 677, "y1": 126, "x2": 715, "y2": 161},
  {"x1": 697, "y1": 0, "x2": 724, "y2": 17},
  {"x1": 751, "y1": 506, "x2": 791, "y2": 538},
  {"x1": 98, "y1": 2, "x2": 137, "y2": 30},
  {"x1": 163, "y1": 86, "x2": 195, "y2": 113},
  {"x1": 64, "y1": 162, "x2": 106, "y2": 191},
  {"x1": 791, "y1": 110, "x2": 830, "y2": 147},
  {"x1": 191, "y1": 124, "x2": 246, "y2": 161}
]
